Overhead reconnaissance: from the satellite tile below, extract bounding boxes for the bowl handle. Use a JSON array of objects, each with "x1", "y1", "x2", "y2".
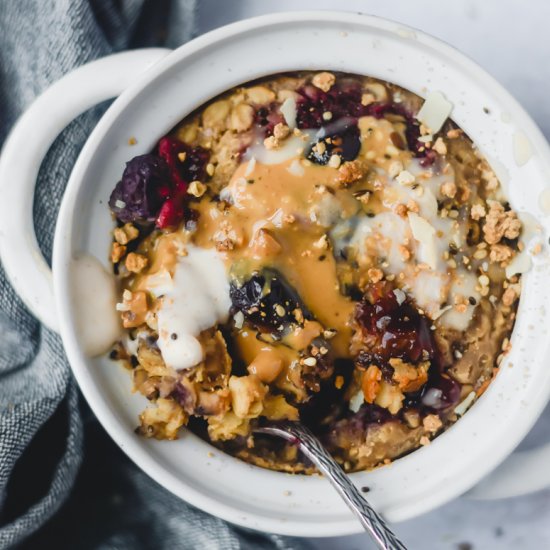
[
  {"x1": 0, "y1": 48, "x2": 170, "y2": 332},
  {"x1": 467, "y1": 442, "x2": 550, "y2": 499}
]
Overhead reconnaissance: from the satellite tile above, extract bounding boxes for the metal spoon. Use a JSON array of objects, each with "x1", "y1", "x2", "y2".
[{"x1": 255, "y1": 421, "x2": 407, "y2": 550}]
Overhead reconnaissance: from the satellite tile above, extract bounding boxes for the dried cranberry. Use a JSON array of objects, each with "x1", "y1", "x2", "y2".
[
  {"x1": 354, "y1": 282, "x2": 435, "y2": 365},
  {"x1": 153, "y1": 137, "x2": 210, "y2": 229},
  {"x1": 157, "y1": 136, "x2": 210, "y2": 188},
  {"x1": 156, "y1": 195, "x2": 186, "y2": 229}
]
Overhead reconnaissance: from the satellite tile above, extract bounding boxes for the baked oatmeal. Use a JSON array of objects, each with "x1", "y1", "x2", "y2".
[{"x1": 107, "y1": 71, "x2": 522, "y2": 473}]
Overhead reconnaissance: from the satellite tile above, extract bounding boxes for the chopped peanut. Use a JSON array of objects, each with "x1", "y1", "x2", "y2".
[
  {"x1": 362, "y1": 365, "x2": 382, "y2": 403},
  {"x1": 471, "y1": 203, "x2": 486, "y2": 220},
  {"x1": 440, "y1": 181, "x2": 457, "y2": 199},
  {"x1": 188, "y1": 180, "x2": 207, "y2": 197},
  {"x1": 483, "y1": 200, "x2": 522, "y2": 244},
  {"x1": 446, "y1": 128, "x2": 463, "y2": 139},
  {"x1": 432, "y1": 137, "x2": 447, "y2": 155},
  {"x1": 125, "y1": 252, "x2": 148, "y2": 273},
  {"x1": 490, "y1": 244, "x2": 513, "y2": 264},
  {"x1": 337, "y1": 160, "x2": 364, "y2": 186},
  {"x1": 114, "y1": 223, "x2": 139, "y2": 245},
  {"x1": 312, "y1": 71, "x2": 336, "y2": 92},
  {"x1": 111, "y1": 242, "x2": 126, "y2": 263},
  {"x1": 375, "y1": 381, "x2": 405, "y2": 414},
  {"x1": 228, "y1": 375, "x2": 267, "y2": 419},
  {"x1": 273, "y1": 122, "x2": 291, "y2": 140},
  {"x1": 367, "y1": 268, "x2": 384, "y2": 283},
  {"x1": 390, "y1": 358, "x2": 429, "y2": 393},
  {"x1": 264, "y1": 136, "x2": 280, "y2": 150},
  {"x1": 422, "y1": 414, "x2": 443, "y2": 433}
]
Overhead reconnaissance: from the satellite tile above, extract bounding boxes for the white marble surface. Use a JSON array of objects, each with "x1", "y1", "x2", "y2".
[{"x1": 196, "y1": 2, "x2": 550, "y2": 548}]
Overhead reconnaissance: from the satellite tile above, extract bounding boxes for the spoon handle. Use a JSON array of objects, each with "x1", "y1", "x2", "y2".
[{"x1": 256, "y1": 422, "x2": 407, "y2": 550}]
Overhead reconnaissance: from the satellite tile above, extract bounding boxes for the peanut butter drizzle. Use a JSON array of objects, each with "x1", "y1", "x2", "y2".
[
  {"x1": 133, "y1": 117, "x2": 413, "y2": 357},
  {"x1": 193, "y1": 159, "x2": 358, "y2": 356}
]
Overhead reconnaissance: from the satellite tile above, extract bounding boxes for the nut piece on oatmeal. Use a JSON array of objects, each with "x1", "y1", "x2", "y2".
[
  {"x1": 432, "y1": 137, "x2": 447, "y2": 155},
  {"x1": 229, "y1": 375, "x2": 268, "y2": 419},
  {"x1": 502, "y1": 286, "x2": 518, "y2": 306},
  {"x1": 188, "y1": 180, "x2": 207, "y2": 198},
  {"x1": 114, "y1": 223, "x2": 139, "y2": 245},
  {"x1": 471, "y1": 203, "x2": 486, "y2": 221},
  {"x1": 390, "y1": 358, "x2": 429, "y2": 393},
  {"x1": 264, "y1": 136, "x2": 280, "y2": 150},
  {"x1": 213, "y1": 221, "x2": 240, "y2": 251},
  {"x1": 422, "y1": 414, "x2": 443, "y2": 433},
  {"x1": 229, "y1": 103, "x2": 254, "y2": 132},
  {"x1": 245, "y1": 86, "x2": 276, "y2": 105},
  {"x1": 202, "y1": 99, "x2": 231, "y2": 130},
  {"x1": 125, "y1": 252, "x2": 148, "y2": 273},
  {"x1": 361, "y1": 93, "x2": 375, "y2": 106},
  {"x1": 273, "y1": 122, "x2": 291, "y2": 140},
  {"x1": 440, "y1": 181, "x2": 457, "y2": 199},
  {"x1": 490, "y1": 244, "x2": 513, "y2": 264},
  {"x1": 367, "y1": 267, "x2": 384, "y2": 283},
  {"x1": 362, "y1": 365, "x2": 382, "y2": 403},
  {"x1": 111, "y1": 242, "x2": 126, "y2": 263},
  {"x1": 374, "y1": 381, "x2": 405, "y2": 414},
  {"x1": 312, "y1": 71, "x2": 336, "y2": 92},
  {"x1": 138, "y1": 398, "x2": 187, "y2": 440},
  {"x1": 483, "y1": 200, "x2": 522, "y2": 244},
  {"x1": 337, "y1": 160, "x2": 364, "y2": 186}
]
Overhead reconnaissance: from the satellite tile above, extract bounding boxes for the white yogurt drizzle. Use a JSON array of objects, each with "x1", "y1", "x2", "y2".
[
  {"x1": 71, "y1": 254, "x2": 121, "y2": 356},
  {"x1": 144, "y1": 245, "x2": 231, "y2": 370},
  {"x1": 329, "y1": 157, "x2": 480, "y2": 330}
]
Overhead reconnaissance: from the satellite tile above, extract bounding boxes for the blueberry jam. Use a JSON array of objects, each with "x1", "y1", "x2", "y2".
[
  {"x1": 355, "y1": 282, "x2": 460, "y2": 412},
  {"x1": 295, "y1": 81, "x2": 368, "y2": 129},
  {"x1": 109, "y1": 154, "x2": 169, "y2": 224},
  {"x1": 355, "y1": 282, "x2": 435, "y2": 365},
  {"x1": 229, "y1": 269, "x2": 311, "y2": 335}
]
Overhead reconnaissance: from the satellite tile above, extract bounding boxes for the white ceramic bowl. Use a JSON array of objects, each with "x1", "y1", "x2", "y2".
[{"x1": 2, "y1": 11, "x2": 550, "y2": 537}]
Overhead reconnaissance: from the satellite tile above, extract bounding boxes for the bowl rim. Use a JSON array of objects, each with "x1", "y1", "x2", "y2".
[{"x1": 52, "y1": 10, "x2": 550, "y2": 537}]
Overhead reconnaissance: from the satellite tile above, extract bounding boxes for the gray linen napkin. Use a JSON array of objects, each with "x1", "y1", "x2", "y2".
[{"x1": 0, "y1": 2, "x2": 310, "y2": 548}]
